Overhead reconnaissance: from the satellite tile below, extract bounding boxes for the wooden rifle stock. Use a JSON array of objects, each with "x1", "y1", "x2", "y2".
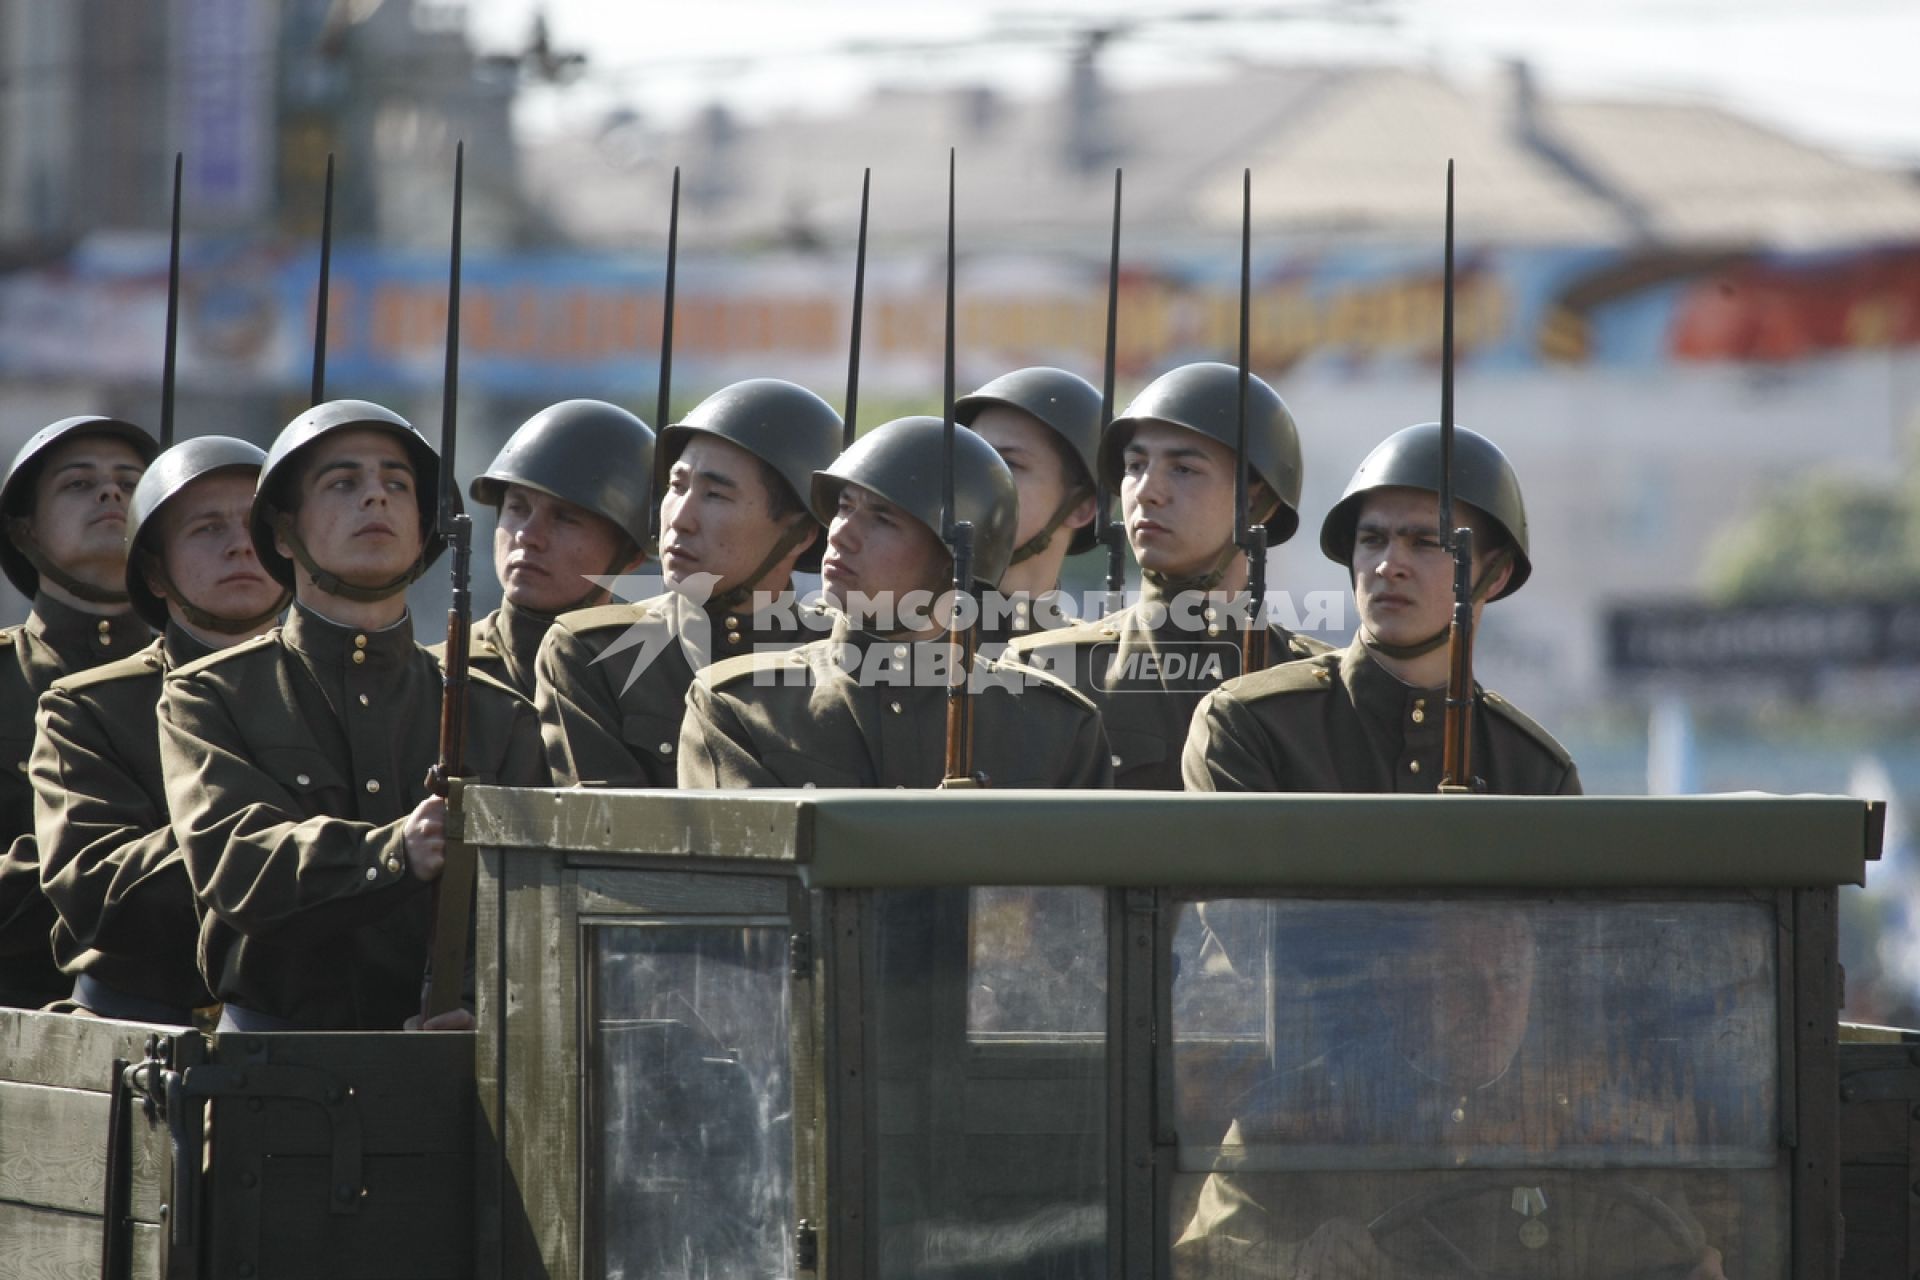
[{"x1": 423, "y1": 512, "x2": 474, "y2": 1020}]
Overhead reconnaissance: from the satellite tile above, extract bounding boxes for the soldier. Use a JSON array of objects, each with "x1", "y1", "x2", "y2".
[
  {"x1": 678, "y1": 416, "x2": 1113, "y2": 790},
  {"x1": 158, "y1": 401, "x2": 544, "y2": 1030},
  {"x1": 452, "y1": 399, "x2": 653, "y2": 697},
  {"x1": 954, "y1": 366, "x2": 1101, "y2": 644},
  {"x1": 31, "y1": 438, "x2": 288, "y2": 1022},
  {"x1": 0, "y1": 416, "x2": 157, "y2": 1008},
  {"x1": 1008, "y1": 362, "x2": 1328, "y2": 789},
  {"x1": 1183, "y1": 423, "x2": 1579, "y2": 795},
  {"x1": 536, "y1": 379, "x2": 839, "y2": 787}
]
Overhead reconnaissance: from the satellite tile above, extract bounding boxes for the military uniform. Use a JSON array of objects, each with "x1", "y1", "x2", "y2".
[
  {"x1": 31, "y1": 627, "x2": 215, "y2": 1020},
  {"x1": 161, "y1": 605, "x2": 544, "y2": 1030},
  {"x1": 0, "y1": 597, "x2": 150, "y2": 1006},
  {"x1": 1184, "y1": 639, "x2": 1580, "y2": 795},
  {"x1": 1009, "y1": 583, "x2": 1328, "y2": 791},
  {"x1": 679, "y1": 616, "x2": 1112, "y2": 790},
  {"x1": 441, "y1": 599, "x2": 550, "y2": 699},
  {"x1": 537, "y1": 589, "x2": 814, "y2": 787}
]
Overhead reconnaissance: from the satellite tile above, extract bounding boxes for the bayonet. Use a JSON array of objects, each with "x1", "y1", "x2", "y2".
[
  {"x1": 312, "y1": 153, "x2": 334, "y2": 408},
  {"x1": 845, "y1": 168, "x2": 869, "y2": 450},
  {"x1": 160, "y1": 153, "x2": 182, "y2": 450},
  {"x1": 646, "y1": 168, "x2": 681, "y2": 546}
]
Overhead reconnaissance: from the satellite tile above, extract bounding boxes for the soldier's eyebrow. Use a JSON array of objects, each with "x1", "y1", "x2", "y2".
[
  {"x1": 693, "y1": 468, "x2": 737, "y2": 490},
  {"x1": 48, "y1": 460, "x2": 104, "y2": 478}
]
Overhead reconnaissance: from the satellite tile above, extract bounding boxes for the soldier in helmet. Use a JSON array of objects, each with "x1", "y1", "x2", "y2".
[
  {"x1": 535, "y1": 379, "x2": 839, "y2": 787},
  {"x1": 1183, "y1": 423, "x2": 1579, "y2": 795},
  {"x1": 28, "y1": 438, "x2": 288, "y2": 1022},
  {"x1": 678, "y1": 416, "x2": 1113, "y2": 789},
  {"x1": 0, "y1": 416, "x2": 157, "y2": 1008},
  {"x1": 955, "y1": 366, "x2": 1100, "y2": 644},
  {"x1": 450, "y1": 399, "x2": 654, "y2": 697},
  {"x1": 1008, "y1": 363, "x2": 1328, "y2": 790},
  {"x1": 157, "y1": 402, "x2": 544, "y2": 1030}
]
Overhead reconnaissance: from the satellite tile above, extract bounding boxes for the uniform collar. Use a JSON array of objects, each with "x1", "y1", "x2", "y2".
[
  {"x1": 161, "y1": 621, "x2": 217, "y2": 670},
  {"x1": 492, "y1": 597, "x2": 556, "y2": 677},
  {"x1": 284, "y1": 601, "x2": 415, "y2": 671},
  {"x1": 27, "y1": 591, "x2": 146, "y2": 664}
]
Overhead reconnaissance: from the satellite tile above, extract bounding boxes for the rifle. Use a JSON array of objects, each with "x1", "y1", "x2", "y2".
[
  {"x1": 312, "y1": 153, "x2": 335, "y2": 407},
  {"x1": 1234, "y1": 170, "x2": 1270, "y2": 674},
  {"x1": 939, "y1": 150, "x2": 984, "y2": 789},
  {"x1": 160, "y1": 153, "x2": 182, "y2": 450},
  {"x1": 645, "y1": 168, "x2": 681, "y2": 547},
  {"x1": 1438, "y1": 159, "x2": 1481, "y2": 794},
  {"x1": 1097, "y1": 167, "x2": 1126, "y2": 617},
  {"x1": 844, "y1": 168, "x2": 870, "y2": 450},
  {"x1": 424, "y1": 142, "x2": 474, "y2": 1020}
]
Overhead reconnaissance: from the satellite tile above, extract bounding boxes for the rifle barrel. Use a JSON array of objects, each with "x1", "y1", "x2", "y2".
[
  {"x1": 312, "y1": 154, "x2": 335, "y2": 408},
  {"x1": 160, "y1": 153, "x2": 182, "y2": 450},
  {"x1": 845, "y1": 168, "x2": 870, "y2": 450}
]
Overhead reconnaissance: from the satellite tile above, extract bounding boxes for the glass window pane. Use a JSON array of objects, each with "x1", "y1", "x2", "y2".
[
  {"x1": 587, "y1": 922, "x2": 793, "y2": 1280},
  {"x1": 1171, "y1": 898, "x2": 1784, "y2": 1279},
  {"x1": 874, "y1": 887, "x2": 1108, "y2": 1278}
]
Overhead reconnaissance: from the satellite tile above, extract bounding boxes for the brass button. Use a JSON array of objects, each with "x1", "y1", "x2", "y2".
[
  {"x1": 1110, "y1": 755, "x2": 1123, "y2": 768},
  {"x1": 98, "y1": 619, "x2": 111, "y2": 634},
  {"x1": 889, "y1": 701, "x2": 903, "y2": 714},
  {"x1": 354, "y1": 634, "x2": 368, "y2": 648},
  {"x1": 1409, "y1": 760, "x2": 1422, "y2": 775},
  {"x1": 364, "y1": 867, "x2": 378, "y2": 882},
  {"x1": 1312, "y1": 668, "x2": 1330, "y2": 682},
  {"x1": 1206, "y1": 625, "x2": 1220, "y2": 637},
  {"x1": 802, "y1": 781, "x2": 817, "y2": 789},
  {"x1": 384, "y1": 854, "x2": 401, "y2": 874},
  {"x1": 894, "y1": 784, "x2": 906, "y2": 790},
  {"x1": 364, "y1": 779, "x2": 381, "y2": 794},
  {"x1": 295, "y1": 773, "x2": 312, "y2": 786},
  {"x1": 724, "y1": 615, "x2": 739, "y2": 629},
  {"x1": 1411, "y1": 708, "x2": 1426, "y2": 724},
  {"x1": 358, "y1": 694, "x2": 370, "y2": 707},
  {"x1": 1203, "y1": 607, "x2": 1216, "y2": 622},
  {"x1": 892, "y1": 645, "x2": 908, "y2": 660},
  {"x1": 658, "y1": 742, "x2": 673, "y2": 756},
  {"x1": 727, "y1": 631, "x2": 742, "y2": 644},
  {"x1": 1450, "y1": 1106, "x2": 1466, "y2": 1123},
  {"x1": 351, "y1": 650, "x2": 366, "y2": 665}
]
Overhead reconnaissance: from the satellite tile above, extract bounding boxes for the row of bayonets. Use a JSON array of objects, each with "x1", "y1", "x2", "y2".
[{"x1": 147, "y1": 147, "x2": 1482, "y2": 794}]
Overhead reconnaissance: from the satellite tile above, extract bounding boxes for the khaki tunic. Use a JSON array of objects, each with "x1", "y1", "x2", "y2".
[
  {"x1": 31, "y1": 627, "x2": 216, "y2": 1016},
  {"x1": 159, "y1": 605, "x2": 545, "y2": 1030},
  {"x1": 679, "y1": 617, "x2": 1115, "y2": 790},
  {"x1": 537, "y1": 590, "x2": 815, "y2": 788},
  {"x1": 0, "y1": 595, "x2": 150, "y2": 1007},
  {"x1": 1183, "y1": 638, "x2": 1581, "y2": 796},
  {"x1": 434, "y1": 598, "x2": 553, "y2": 700},
  {"x1": 1008, "y1": 584, "x2": 1330, "y2": 790}
]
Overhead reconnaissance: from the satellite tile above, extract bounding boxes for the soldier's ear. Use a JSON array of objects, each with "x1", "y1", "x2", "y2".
[
  {"x1": 6, "y1": 514, "x2": 30, "y2": 547},
  {"x1": 140, "y1": 551, "x2": 169, "y2": 602},
  {"x1": 1063, "y1": 487, "x2": 1097, "y2": 532},
  {"x1": 1248, "y1": 480, "x2": 1280, "y2": 529}
]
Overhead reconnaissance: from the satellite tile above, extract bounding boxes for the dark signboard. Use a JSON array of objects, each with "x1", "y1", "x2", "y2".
[{"x1": 1607, "y1": 599, "x2": 1920, "y2": 675}]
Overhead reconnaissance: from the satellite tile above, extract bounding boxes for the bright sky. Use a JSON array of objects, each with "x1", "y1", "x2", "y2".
[{"x1": 468, "y1": 0, "x2": 1920, "y2": 166}]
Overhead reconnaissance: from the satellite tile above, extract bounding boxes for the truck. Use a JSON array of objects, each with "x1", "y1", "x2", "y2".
[{"x1": 1, "y1": 785, "x2": 1907, "y2": 1278}]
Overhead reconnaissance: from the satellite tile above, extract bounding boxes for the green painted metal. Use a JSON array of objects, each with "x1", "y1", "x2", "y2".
[{"x1": 460, "y1": 789, "x2": 1877, "y2": 890}]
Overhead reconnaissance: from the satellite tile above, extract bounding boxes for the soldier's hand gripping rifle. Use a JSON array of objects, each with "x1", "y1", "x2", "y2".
[
  {"x1": 424, "y1": 143, "x2": 475, "y2": 1021},
  {"x1": 1438, "y1": 160, "x2": 1483, "y2": 795},
  {"x1": 1097, "y1": 168, "x2": 1127, "y2": 618},
  {"x1": 1234, "y1": 170, "x2": 1271, "y2": 674},
  {"x1": 939, "y1": 151, "x2": 986, "y2": 789}
]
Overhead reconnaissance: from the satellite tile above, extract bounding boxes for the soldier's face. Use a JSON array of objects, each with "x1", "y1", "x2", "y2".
[
  {"x1": 822, "y1": 483, "x2": 949, "y2": 626},
  {"x1": 1351, "y1": 489, "x2": 1509, "y2": 647},
  {"x1": 1379, "y1": 913, "x2": 1536, "y2": 1088},
  {"x1": 16, "y1": 435, "x2": 145, "y2": 589},
  {"x1": 660, "y1": 435, "x2": 812, "y2": 596},
  {"x1": 152, "y1": 470, "x2": 283, "y2": 629},
  {"x1": 282, "y1": 430, "x2": 424, "y2": 590},
  {"x1": 968, "y1": 406, "x2": 1093, "y2": 557},
  {"x1": 1118, "y1": 420, "x2": 1239, "y2": 579},
  {"x1": 493, "y1": 483, "x2": 634, "y2": 613}
]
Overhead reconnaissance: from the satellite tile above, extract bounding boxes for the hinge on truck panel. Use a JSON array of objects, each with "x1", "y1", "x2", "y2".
[
  {"x1": 790, "y1": 931, "x2": 813, "y2": 979},
  {"x1": 796, "y1": 1219, "x2": 818, "y2": 1270}
]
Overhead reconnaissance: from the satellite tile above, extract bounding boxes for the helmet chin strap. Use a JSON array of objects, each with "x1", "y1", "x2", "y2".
[
  {"x1": 708, "y1": 516, "x2": 815, "y2": 616},
  {"x1": 271, "y1": 510, "x2": 427, "y2": 604},
  {"x1": 549, "y1": 539, "x2": 645, "y2": 616},
  {"x1": 17, "y1": 537, "x2": 132, "y2": 606},
  {"x1": 1005, "y1": 486, "x2": 1092, "y2": 567},
  {"x1": 1141, "y1": 537, "x2": 1244, "y2": 597},
  {"x1": 142, "y1": 554, "x2": 289, "y2": 635},
  {"x1": 1360, "y1": 547, "x2": 1512, "y2": 662}
]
